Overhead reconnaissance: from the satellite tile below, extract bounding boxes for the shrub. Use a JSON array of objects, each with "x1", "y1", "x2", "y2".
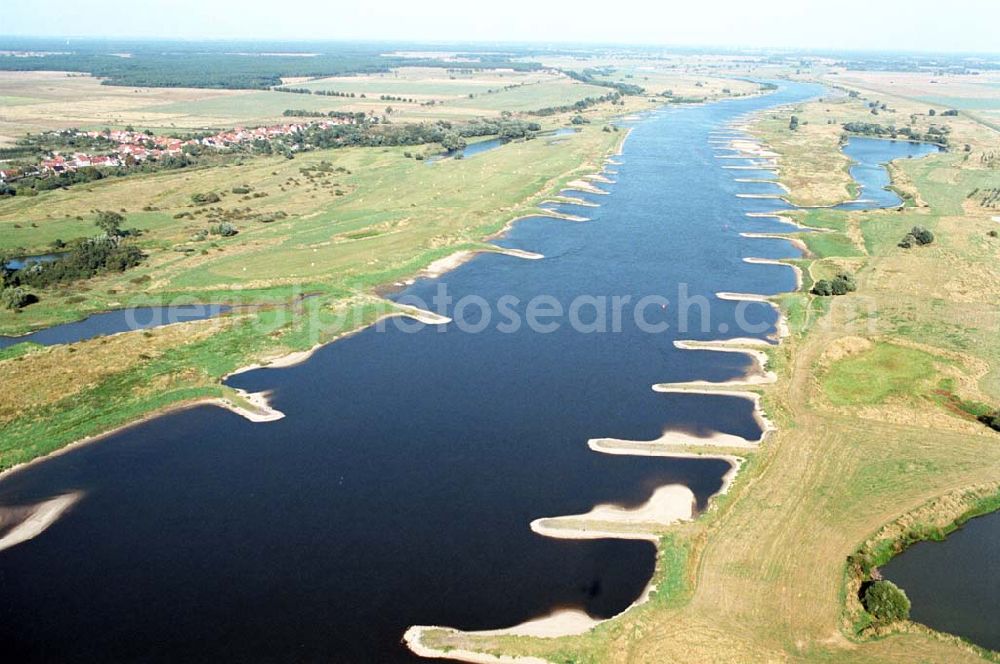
[
  {"x1": 978, "y1": 409, "x2": 1000, "y2": 431},
  {"x1": 209, "y1": 222, "x2": 238, "y2": 237},
  {"x1": 231, "y1": 186, "x2": 251, "y2": 195},
  {"x1": 191, "y1": 192, "x2": 221, "y2": 205},
  {"x1": 812, "y1": 279, "x2": 833, "y2": 296},
  {"x1": 1, "y1": 286, "x2": 37, "y2": 309},
  {"x1": 862, "y1": 580, "x2": 911, "y2": 626},
  {"x1": 910, "y1": 226, "x2": 934, "y2": 245}
]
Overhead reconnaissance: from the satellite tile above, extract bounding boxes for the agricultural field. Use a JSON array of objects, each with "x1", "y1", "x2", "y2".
[
  {"x1": 828, "y1": 70, "x2": 1000, "y2": 128},
  {"x1": 0, "y1": 67, "x2": 646, "y2": 142}
]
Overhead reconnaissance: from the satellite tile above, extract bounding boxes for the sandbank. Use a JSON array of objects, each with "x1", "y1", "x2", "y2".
[
  {"x1": 0, "y1": 492, "x2": 82, "y2": 553},
  {"x1": 743, "y1": 257, "x2": 804, "y2": 290},
  {"x1": 530, "y1": 484, "x2": 695, "y2": 542},
  {"x1": 740, "y1": 231, "x2": 809, "y2": 253}
]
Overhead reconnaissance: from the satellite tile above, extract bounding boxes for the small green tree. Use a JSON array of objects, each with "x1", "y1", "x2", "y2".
[
  {"x1": 440, "y1": 132, "x2": 467, "y2": 152},
  {"x1": 95, "y1": 210, "x2": 125, "y2": 236},
  {"x1": 863, "y1": 580, "x2": 911, "y2": 626},
  {"x1": 789, "y1": 115, "x2": 800, "y2": 130}
]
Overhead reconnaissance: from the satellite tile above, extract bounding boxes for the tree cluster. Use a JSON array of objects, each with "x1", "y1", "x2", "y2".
[
  {"x1": 898, "y1": 226, "x2": 934, "y2": 248},
  {"x1": 812, "y1": 272, "x2": 857, "y2": 297}
]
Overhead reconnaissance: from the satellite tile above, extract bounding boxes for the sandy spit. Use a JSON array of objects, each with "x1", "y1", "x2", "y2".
[
  {"x1": 421, "y1": 247, "x2": 544, "y2": 280},
  {"x1": 589, "y1": 438, "x2": 744, "y2": 496},
  {"x1": 722, "y1": 165, "x2": 778, "y2": 172},
  {"x1": 0, "y1": 492, "x2": 82, "y2": 553},
  {"x1": 744, "y1": 211, "x2": 827, "y2": 232},
  {"x1": 403, "y1": 628, "x2": 549, "y2": 664},
  {"x1": 540, "y1": 196, "x2": 600, "y2": 208},
  {"x1": 735, "y1": 193, "x2": 784, "y2": 199},
  {"x1": 740, "y1": 232, "x2": 809, "y2": 253},
  {"x1": 743, "y1": 257, "x2": 803, "y2": 291},
  {"x1": 564, "y1": 180, "x2": 609, "y2": 195},
  {"x1": 715, "y1": 290, "x2": 789, "y2": 339},
  {"x1": 651, "y1": 385, "x2": 776, "y2": 440},
  {"x1": 530, "y1": 484, "x2": 695, "y2": 542},
  {"x1": 734, "y1": 178, "x2": 789, "y2": 192},
  {"x1": 672, "y1": 339, "x2": 775, "y2": 383}
]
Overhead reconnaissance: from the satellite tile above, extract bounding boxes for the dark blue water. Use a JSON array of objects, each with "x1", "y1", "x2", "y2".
[
  {"x1": 0, "y1": 305, "x2": 231, "y2": 350},
  {"x1": 882, "y1": 512, "x2": 1000, "y2": 651},
  {"x1": 835, "y1": 138, "x2": 942, "y2": 210},
  {"x1": 0, "y1": 81, "x2": 834, "y2": 663}
]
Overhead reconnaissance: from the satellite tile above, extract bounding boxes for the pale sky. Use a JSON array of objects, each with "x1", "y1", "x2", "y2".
[{"x1": 3, "y1": 0, "x2": 998, "y2": 54}]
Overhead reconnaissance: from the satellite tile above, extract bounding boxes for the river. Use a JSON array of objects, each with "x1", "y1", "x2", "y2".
[{"x1": 2, "y1": 81, "x2": 961, "y2": 662}]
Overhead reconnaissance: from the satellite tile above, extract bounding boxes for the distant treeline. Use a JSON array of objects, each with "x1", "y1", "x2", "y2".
[
  {"x1": 282, "y1": 109, "x2": 368, "y2": 121},
  {"x1": 0, "y1": 42, "x2": 543, "y2": 90}
]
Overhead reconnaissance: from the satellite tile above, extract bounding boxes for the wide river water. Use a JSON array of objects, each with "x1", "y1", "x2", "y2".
[{"x1": 2, "y1": 82, "x2": 979, "y2": 661}]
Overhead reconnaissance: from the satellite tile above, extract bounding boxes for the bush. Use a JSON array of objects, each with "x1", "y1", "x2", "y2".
[
  {"x1": 209, "y1": 222, "x2": 238, "y2": 237},
  {"x1": 978, "y1": 409, "x2": 1000, "y2": 431},
  {"x1": 191, "y1": 192, "x2": 221, "y2": 205},
  {"x1": 1, "y1": 286, "x2": 37, "y2": 309},
  {"x1": 899, "y1": 226, "x2": 934, "y2": 248},
  {"x1": 812, "y1": 279, "x2": 833, "y2": 296},
  {"x1": 910, "y1": 226, "x2": 934, "y2": 245},
  {"x1": 862, "y1": 580, "x2": 911, "y2": 626},
  {"x1": 231, "y1": 186, "x2": 251, "y2": 195}
]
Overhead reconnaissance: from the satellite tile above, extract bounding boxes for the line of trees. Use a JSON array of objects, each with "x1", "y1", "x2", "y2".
[{"x1": 842, "y1": 122, "x2": 950, "y2": 146}]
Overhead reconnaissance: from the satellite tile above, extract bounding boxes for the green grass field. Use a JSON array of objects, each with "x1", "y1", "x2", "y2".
[{"x1": 821, "y1": 343, "x2": 937, "y2": 405}]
